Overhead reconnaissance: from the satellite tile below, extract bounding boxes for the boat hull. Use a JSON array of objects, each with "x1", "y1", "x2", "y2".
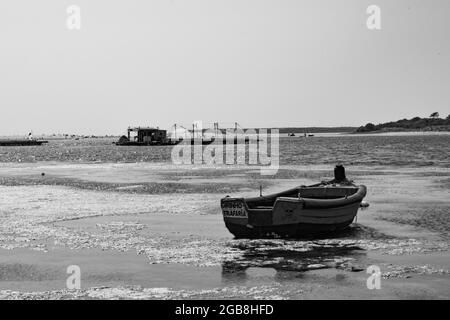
[
  {"x1": 221, "y1": 185, "x2": 366, "y2": 239},
  {"x1": 225, "y1": 219, "x2": 355, "y2": 239}
]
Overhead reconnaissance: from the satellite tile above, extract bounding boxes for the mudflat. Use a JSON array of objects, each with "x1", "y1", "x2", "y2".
[{"x1": 0, "y1": 160, "x2": 449, "y2": 299}]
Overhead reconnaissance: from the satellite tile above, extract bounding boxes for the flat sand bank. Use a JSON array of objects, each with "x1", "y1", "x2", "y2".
[{"x1": 0, "y1": 163, "x2": 449, "y2": 299}]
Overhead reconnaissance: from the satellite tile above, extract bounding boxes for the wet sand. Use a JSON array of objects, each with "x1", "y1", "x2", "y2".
[{"x1": 0, "y1": 163, "x2": 449, "y2": 299}]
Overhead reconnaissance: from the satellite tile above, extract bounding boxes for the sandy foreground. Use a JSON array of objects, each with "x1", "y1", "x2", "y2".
[{"x1": 0, "y1": 163, "x2": 449, "y2": 299}]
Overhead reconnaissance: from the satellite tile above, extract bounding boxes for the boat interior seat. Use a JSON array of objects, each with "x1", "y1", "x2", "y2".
[
  {"x1": 245, "y1": 186, "x2": 359, "y2": 209},
  {"x1": 246, "y1": 199, "x2": 277, "y2": 209},
  {"x1": 298, "y1": 187, "x2": 358, "y2": 199}
]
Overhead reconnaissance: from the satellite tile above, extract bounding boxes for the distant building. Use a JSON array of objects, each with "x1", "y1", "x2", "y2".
[
  {"x1": 116, "y1": 127, "x2": 171, "y2": 145},
  {"x1": 129, "y1": 127, "x2": 167, "y2": 143}
]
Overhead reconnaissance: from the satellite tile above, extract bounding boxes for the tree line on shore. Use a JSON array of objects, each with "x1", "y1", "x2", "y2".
[{"x1": 356, "y1": 112, "x2": 450, "y2": 133}]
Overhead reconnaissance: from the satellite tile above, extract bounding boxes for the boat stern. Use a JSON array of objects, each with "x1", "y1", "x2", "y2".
[{"x1": 220, "y1": 197, "x2": 249, "y2": 225}]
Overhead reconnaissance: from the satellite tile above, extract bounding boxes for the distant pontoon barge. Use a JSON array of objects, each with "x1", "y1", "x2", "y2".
[
  {"x1": 0, "y1": 139, "x2": 48, "y2": 146},
  {"x1": 115, "y1": 127, "x2": 180, "y2": 146},
  {"x1": 115, "y1": 123, "x2": 260, "y2": 146}
]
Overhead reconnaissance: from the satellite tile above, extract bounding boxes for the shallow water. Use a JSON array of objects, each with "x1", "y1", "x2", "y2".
[
  {"x1": 1, "y1": 134, "x2": 449, "y2": 167},
  {"x1": 0, "y1": 134, "x2": 449, "y2": 298}
]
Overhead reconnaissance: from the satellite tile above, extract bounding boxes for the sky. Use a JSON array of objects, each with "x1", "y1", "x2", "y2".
[{"x1": 0, "y1": 0, "x2": 449, "y2": 135}]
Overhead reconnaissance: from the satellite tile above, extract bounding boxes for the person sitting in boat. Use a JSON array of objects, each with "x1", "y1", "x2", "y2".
[
  {"x1": 28, "y1": 132, "x2": 33, "y2": 140},
  {"x1": 330, "y1": 165, "x2": 352, "y2": 185}
]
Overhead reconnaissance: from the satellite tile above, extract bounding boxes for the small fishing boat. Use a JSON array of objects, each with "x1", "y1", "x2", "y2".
[{"x1": 220, "y1": 165, "x2": 367, "y2": 239}]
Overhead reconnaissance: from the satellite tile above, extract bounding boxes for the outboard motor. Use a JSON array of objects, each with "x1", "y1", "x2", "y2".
[{"x1": 334, "y1": 165, "x2": 346, "y2": 182}]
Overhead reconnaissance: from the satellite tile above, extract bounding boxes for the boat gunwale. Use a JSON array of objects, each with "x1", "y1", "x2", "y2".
[{"x1": 221, "y1": 184, "x2": 366, "y2": 212}]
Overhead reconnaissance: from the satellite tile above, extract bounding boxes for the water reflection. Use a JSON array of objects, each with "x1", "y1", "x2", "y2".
[{"x1": 221, "y1": 224, "x2": 392, "y2": 283}]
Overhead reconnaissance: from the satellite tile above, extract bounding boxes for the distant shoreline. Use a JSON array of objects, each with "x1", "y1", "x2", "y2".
[
  {"x1": 2, "y1": 123, "x2": 450, "y2": 138},
  {"x1": 262, "y1": 127, "x2": 357, "y2": 134},
  {"x1": 355, "y1": 116, "x2": 450, "y2": 134},
  {"x1": 352, "y1": 126, "x2": 450, "y2": 134}
]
